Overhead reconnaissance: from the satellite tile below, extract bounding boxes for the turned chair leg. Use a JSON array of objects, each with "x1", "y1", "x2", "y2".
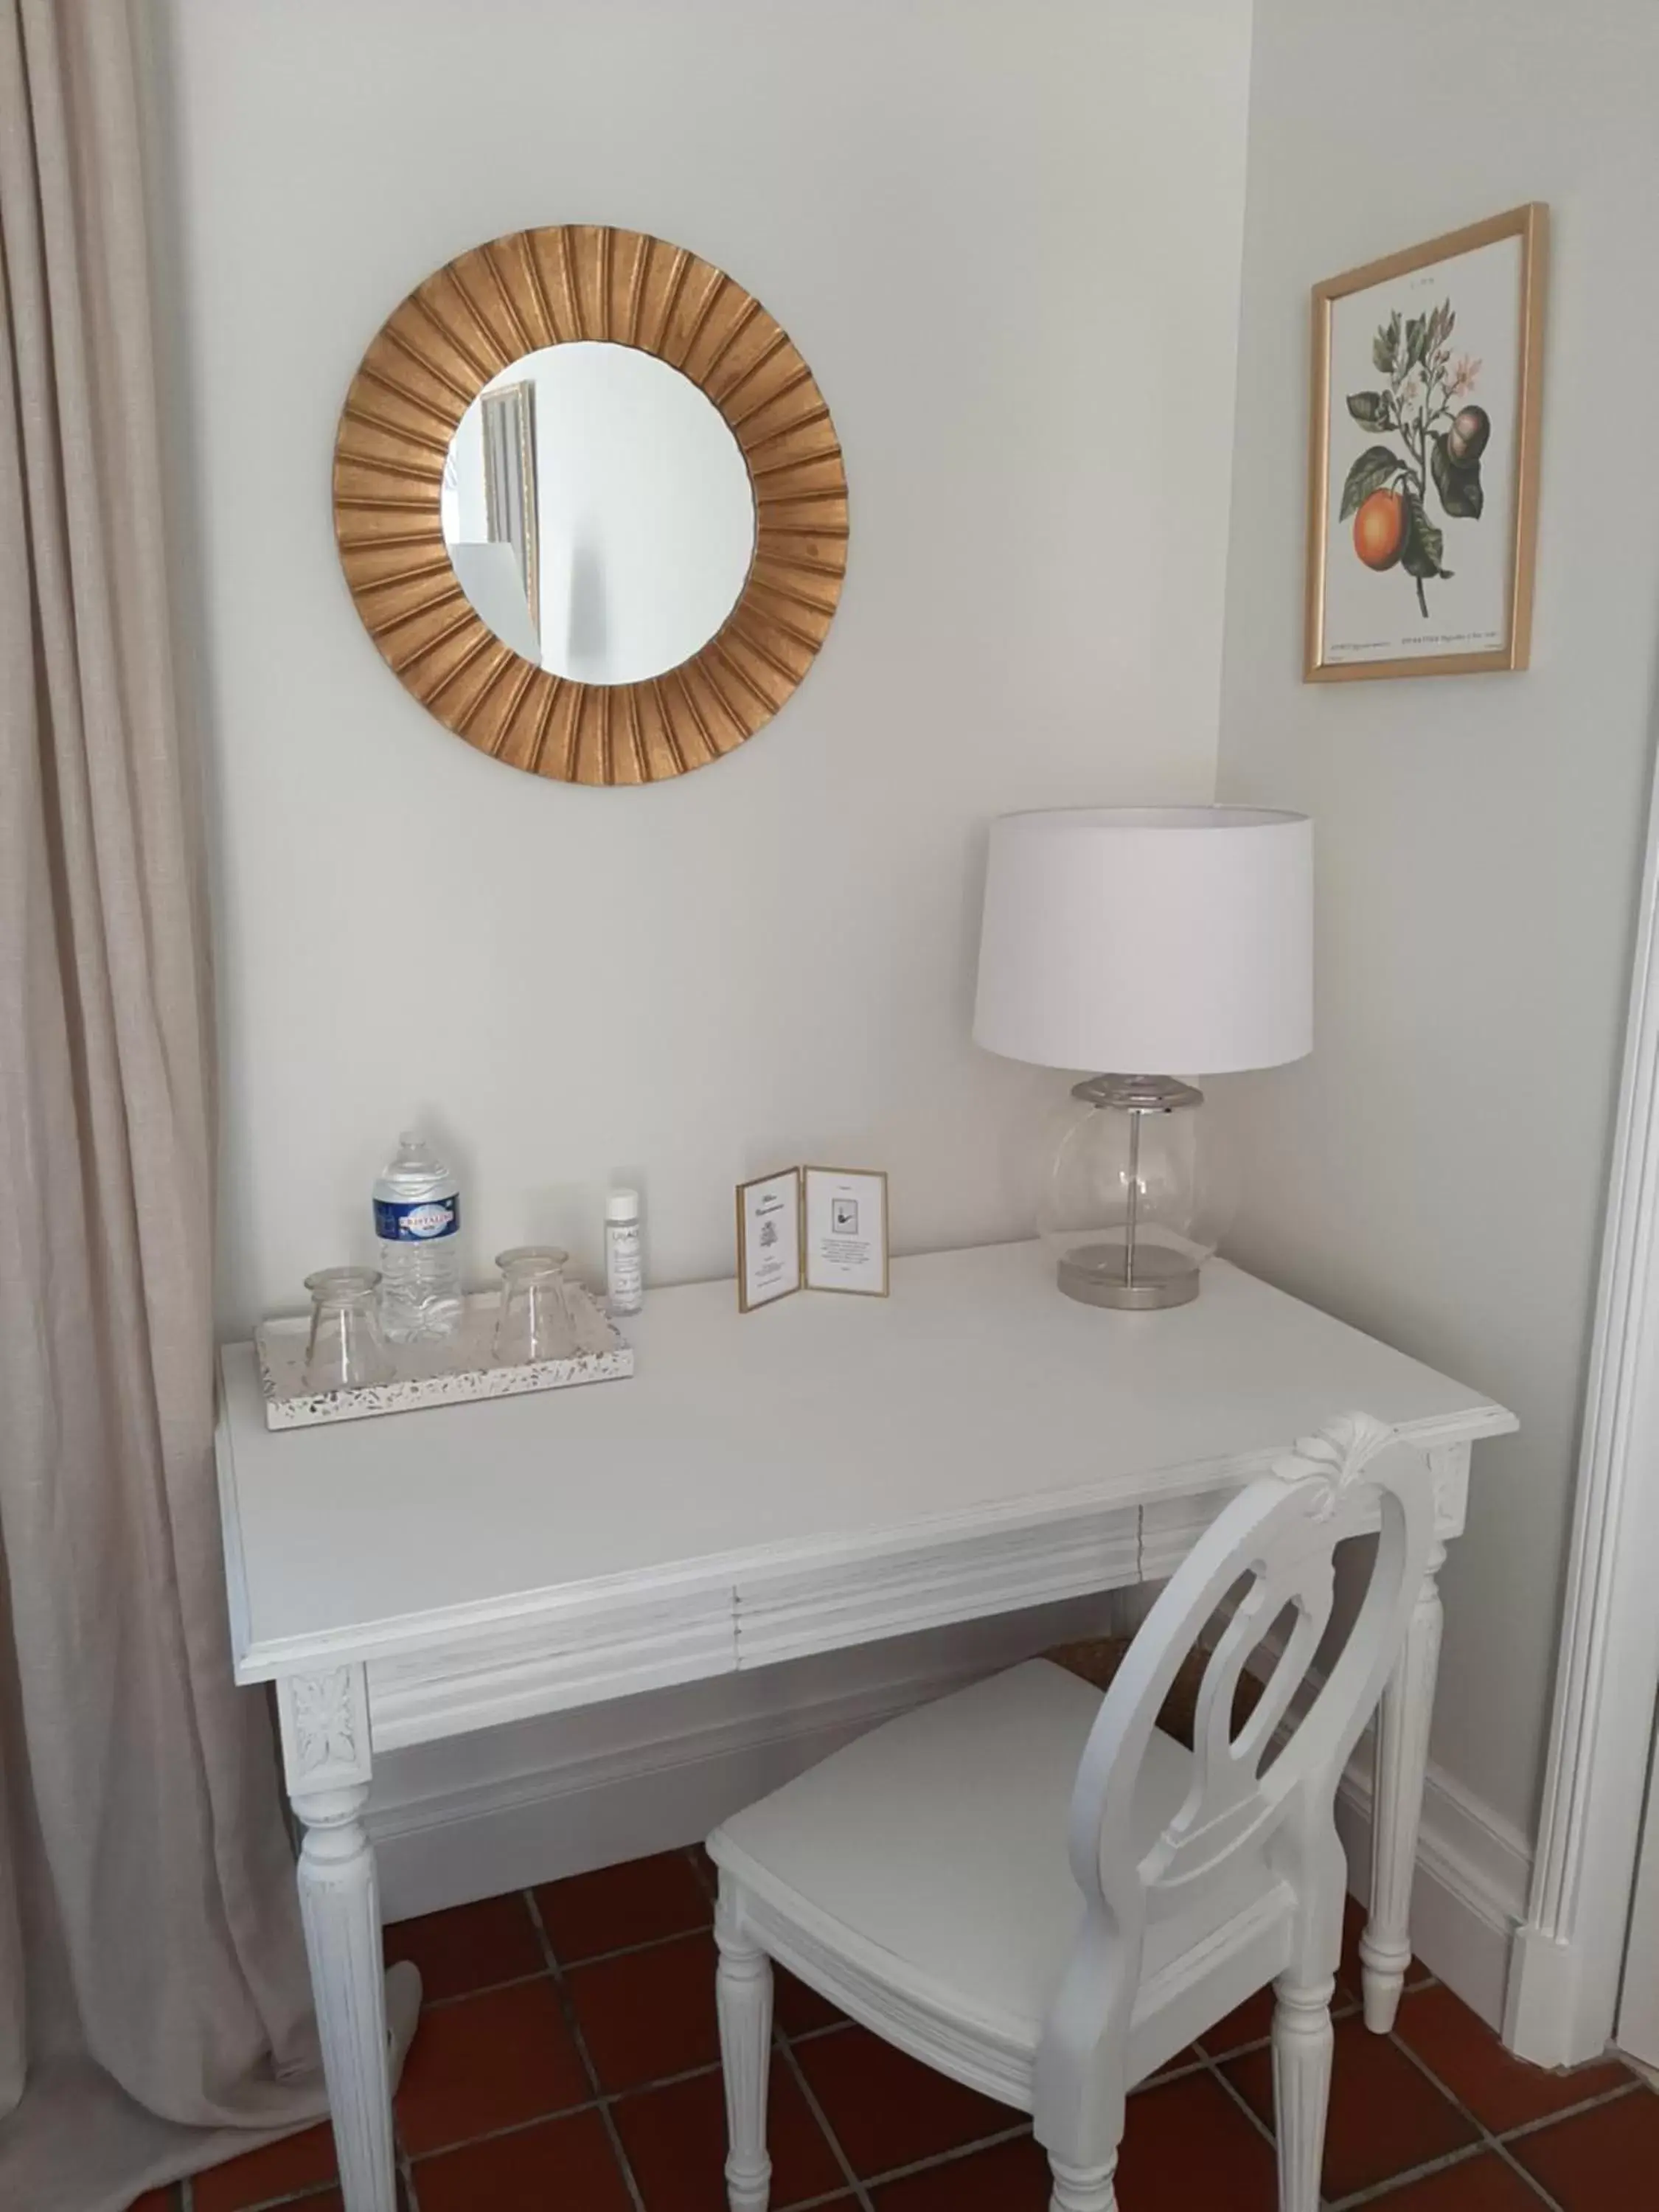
[
  {"x1": 715, "y1": 1887, "x2": 774, "y2": 2212},
  {"x1": 1048, "y1": 2152, "x2": 1119, "y2": 2211},
  {"x1": 1272, "y1": 1972, "x2": 1335, "y2": 2212}
]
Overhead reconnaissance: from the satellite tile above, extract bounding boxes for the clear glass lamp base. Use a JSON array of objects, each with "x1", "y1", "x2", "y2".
[
  {"x1": 1040, "y1": 1073, "x2": 1228, "y2": 1312},
  {"x1": 1056, "y1": 1238, "x2": 1200, "y2": 1310}
]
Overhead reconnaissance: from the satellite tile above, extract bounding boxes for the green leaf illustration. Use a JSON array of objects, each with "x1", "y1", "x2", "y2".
[
  {"x1": 1399, "y1": 485, "x2": 1449, "y2": 579},
  {"x1": 1430, "y1": 432, "x2": 1485, "y2": 521},
  {"x1": 1405, "y1": 313, "x2": 1427, "y2": 368},
  {"x1": 1339, "y1": 444, "x2": 1404, "y2": 521},
  {"x1": 1346, "y1": 391, "x2": 1391, "y2": 428},
  {"x1": 1373, "y1": 313, "x2": 1401, "y2": 375}
]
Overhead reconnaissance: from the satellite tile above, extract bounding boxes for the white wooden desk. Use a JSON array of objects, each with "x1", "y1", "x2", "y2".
[{"x1": 215, "y1": 1241, "x2": 1515, "y2": 2212}]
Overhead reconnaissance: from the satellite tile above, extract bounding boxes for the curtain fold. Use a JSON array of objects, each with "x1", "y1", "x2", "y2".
[{"x1": 0, "y1": 2, "x2": 327, "y2": 2204}]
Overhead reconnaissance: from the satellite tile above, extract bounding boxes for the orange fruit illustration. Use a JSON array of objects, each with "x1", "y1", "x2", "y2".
[{"x1": 1353, "y1": 487, "x2": 1405, "y2": 571}]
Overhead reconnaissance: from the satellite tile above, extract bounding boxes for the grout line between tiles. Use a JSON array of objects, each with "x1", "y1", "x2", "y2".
[
  {"x1": 397, "y1": 2131, "x2": 422, "y2": 2212},
  {"x1": 1487, "y1": 2135, "x2": 1570, "y2": 2212},
  {"x1": 1201, "y1": 2038, "x2": 1279, "y2": 2149},
  {"x1": 1371, "y1": 2023, "x2": 1561, "y2": 2212},
  {"x1": 772, "y1": 2033, "x2": 877, "y2": 2212},
  {"x1": 1388, "y1": 2008, "x2": 1619, "y2": 2144},
  {"x1": 1199, "y1": 1998, "x2": 1498, "y2": 2212},
  {"x1": 857, "y1": 2118, "x2": 1037, "y2": 2193},
  {"x1": 1385, "y1": 2017, "x2": 1646, "y2": 2212},
  {"x1": 409, "y1": 1917, "x2": 717, "y2": 2009},
  {"x1": 555, "y1": 1919, "x2": 718, "y2": 1974},
  {"x1": 372, "y1": 1868, "x2": 1654, "y2": 2212},
  {"x1": 394, "y1": 2063, "x2": 720, "y2": 2165},
  {"x1": 202, "y1": 2176, "x2": 343, "y2": 2211},
  {"x1": 418, "y1": 1964, "x2": 552, "y2": 2011},
  {"x1": 1330, "y1": 2140, "x2": 1510, "y2": 2208},
  {"x1": 1198, "y1": 1964, "x2": 1629, "y2": 2212},
  {"x1": 1495, "y1": 2077, "x2": 1645, "y2": 2146},
  {"x1": 523, "y1": 1882, "x2": 649, "y2": 2212},
  {"x1": 785, "y1": 2016, "x2": 855, "y2": 2048},
  {"x1": 1212, "y1": 2008, "x2": 1522, "y2": 2212},
  {"x1": 1137, "y1": 2050, "x2": 1213, "y2": 2091}
]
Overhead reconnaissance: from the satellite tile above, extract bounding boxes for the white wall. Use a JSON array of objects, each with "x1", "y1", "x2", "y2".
[
  {"x1": 149, "y1": 0, "x2": 1253, "y2": 1916},
  {"x1": 1212, "y1": 0, "x2": 1659, "y2": 1851},
  {"x1": 150, "y1": 0, "x2": 1253, "y2": 1334},
  {"x1": 150, "y1": 0, "x2": 1659, "y2": 1956}
]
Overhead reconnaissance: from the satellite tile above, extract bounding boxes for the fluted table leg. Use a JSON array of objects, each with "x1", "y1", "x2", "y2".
[
  {"x1": 278, "y1": 1664, "x2": 414, "y2": 2212},
  {"x1": 1361, "y1": 1540, "x2": 1445, "y2": 2031}
]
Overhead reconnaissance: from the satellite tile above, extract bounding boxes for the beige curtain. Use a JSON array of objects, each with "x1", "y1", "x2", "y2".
[{"x1": 0, "y1": 4, "x2": 328, "y2": 2205}]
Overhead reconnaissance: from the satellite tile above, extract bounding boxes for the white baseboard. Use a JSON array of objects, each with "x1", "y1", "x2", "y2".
[{"x1": 370, "y1": 1605, "x2": 1533, "y2": 2037}]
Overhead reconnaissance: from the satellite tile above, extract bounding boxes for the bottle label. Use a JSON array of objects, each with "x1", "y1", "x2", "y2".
[
  {"x1": 375, "y1": 1194, "x2": 460, "y2": 1242},
  {"x1": 607, "y1": 1222, "x2": 643, "y2": 1305}
]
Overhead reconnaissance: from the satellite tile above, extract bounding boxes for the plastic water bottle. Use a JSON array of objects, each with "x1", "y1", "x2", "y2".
[{"x1": 373, "y1": 1133, "x2": 464, "y2": 1344}]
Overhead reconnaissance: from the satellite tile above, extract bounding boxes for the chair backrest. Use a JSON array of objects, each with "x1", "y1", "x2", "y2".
[
  {"x1": 1070, "y1": 1412, "x2": 1432, "y2": 1925},
  {"x1": 1037, "y1": 1411, "x2": 1433, "y2": 2127}
]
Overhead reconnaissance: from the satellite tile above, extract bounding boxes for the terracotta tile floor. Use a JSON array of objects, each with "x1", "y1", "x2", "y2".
[{"x1": 132, "y1": 1848, "x2": 1657, "y2": 2211}]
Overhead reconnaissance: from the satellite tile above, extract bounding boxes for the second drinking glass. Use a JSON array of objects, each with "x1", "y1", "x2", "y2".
[{"x1": 492, "y1": 1247, "x2": 583, "y2": 1366}]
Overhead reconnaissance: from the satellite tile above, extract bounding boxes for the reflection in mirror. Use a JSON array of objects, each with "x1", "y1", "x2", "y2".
[{"x1": 439, "y1": 341, "x2": 757, "y2": 686}]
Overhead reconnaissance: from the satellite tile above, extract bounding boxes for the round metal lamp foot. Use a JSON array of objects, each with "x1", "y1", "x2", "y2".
[{"x1": 1057, "y1": 1242, "x2": 1200, "y2": 1311}]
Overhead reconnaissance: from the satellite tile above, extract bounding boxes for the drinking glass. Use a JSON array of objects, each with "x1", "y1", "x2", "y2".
[
  {"x1": 304, "y1": 1267, "x2": 393, "y2": 1391},
  {"x1": 493, "y1": 1247, "x2": 582, "y2": 1366}
]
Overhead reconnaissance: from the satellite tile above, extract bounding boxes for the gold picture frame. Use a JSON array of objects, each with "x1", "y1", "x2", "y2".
[
  {"x1": 734, "y1": 1164, "x2": 890, "y2": 1310},
  {"x1": 334, "y1": 224, "x2": 848, "y2": 783},
  {"x1": 735, "y1": 1167, "x2": 802, "y2": 1315},
  {"x1": 801, "y1": 1166, "x2": 889, "y2": 1298},
  {"x1": 1305, "y1": 203, "x2": 1546, "y2": 682}
]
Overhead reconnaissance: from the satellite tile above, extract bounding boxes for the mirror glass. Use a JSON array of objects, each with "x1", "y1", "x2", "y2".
[{"x1": 439, "y1": 341, "x2": 757, "y2": 686}]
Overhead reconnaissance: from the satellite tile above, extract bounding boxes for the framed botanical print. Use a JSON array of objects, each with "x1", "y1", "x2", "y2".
[{"x1": 1305, "y1": 203, "x2": 1547, "y2": 681}]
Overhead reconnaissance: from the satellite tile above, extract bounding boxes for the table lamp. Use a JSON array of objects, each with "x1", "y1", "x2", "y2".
[{"x1": 973, "y1": 806, "x2": 1313, "y2": 1310}]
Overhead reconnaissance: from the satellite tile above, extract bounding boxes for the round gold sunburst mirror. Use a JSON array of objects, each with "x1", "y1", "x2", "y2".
[{"x1": 333, "y1": 225, "x2": 848, "y2": 785}]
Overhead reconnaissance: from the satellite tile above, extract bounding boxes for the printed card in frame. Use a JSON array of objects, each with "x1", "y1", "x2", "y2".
[
  {"x1": 1305, "y1": 203, "x2": 1546, "y2": 682},
  {"x1": 736, "y1": 1168, "x2": 802, "y2": 1313},
  {"x1": 802, "y1": 1166, "x2": 889, "y2": 1297}
]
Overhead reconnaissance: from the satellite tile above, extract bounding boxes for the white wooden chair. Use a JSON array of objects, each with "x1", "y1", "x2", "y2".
[{"x1": 707, "y1": 1412, "x2": 1435, "y2": 2212}]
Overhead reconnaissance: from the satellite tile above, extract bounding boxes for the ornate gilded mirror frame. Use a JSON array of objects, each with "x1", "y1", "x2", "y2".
[{"x1": 333, "y1": 225, "x2": 848, "y2": 785}]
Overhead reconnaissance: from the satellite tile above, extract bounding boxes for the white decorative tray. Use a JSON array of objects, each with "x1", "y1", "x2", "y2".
[{"x1": 254, "y1": 1286, "x2": 633, "y2": 1430}]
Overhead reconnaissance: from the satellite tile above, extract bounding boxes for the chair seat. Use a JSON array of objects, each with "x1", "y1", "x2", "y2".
[{"x1": 709, "y1": 1658, "x2": 1291, "y2": 2100}]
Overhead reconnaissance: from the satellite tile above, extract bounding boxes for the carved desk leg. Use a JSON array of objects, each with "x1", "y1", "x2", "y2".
[
  {"x1": 1360, "y1": 1537, "x2": 1446, "y2": 2032},
  {"x1": 276, "y1": 1664, "x2": 411, "y2": 2212}
]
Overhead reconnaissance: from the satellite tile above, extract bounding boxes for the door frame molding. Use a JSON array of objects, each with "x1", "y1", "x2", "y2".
[{"x1": 1504, "y1": 745, "x2": 1659, "y2": 2067}]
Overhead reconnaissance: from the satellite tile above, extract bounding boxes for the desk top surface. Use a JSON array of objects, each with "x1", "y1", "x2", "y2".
[{"x1": 216, "y1": 1241, "x2": 1514, "y2": 1680}]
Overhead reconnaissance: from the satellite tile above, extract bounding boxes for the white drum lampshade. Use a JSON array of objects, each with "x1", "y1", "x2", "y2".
[{"x1": 973, "y1": 807, "x2": 1313, "y2": 1308}]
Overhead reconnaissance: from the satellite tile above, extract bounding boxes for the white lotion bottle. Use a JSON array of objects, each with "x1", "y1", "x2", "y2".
[{"x1": 605, "y1": 1188, "x2": 643, "y2": 1317}]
